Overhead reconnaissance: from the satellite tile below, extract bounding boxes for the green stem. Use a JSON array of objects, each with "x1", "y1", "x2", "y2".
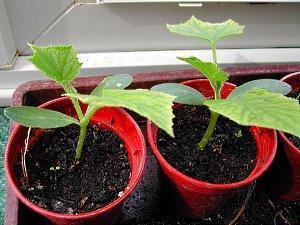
[
  {"x1": 74, "y1": 105, "x2": 99, "y2": 160},
  {"x1": 198, "y1": 42, "x2": 220, "y2": 151},
  {"x1": 198, "y1": 111, "x2": 219, "y2": 150},
  {"x1": 75, "y1": 124, "x2": 87, "y2": 160},
  {"x1": 63, "y1": 83, "x2": 84, "y2": 121}
]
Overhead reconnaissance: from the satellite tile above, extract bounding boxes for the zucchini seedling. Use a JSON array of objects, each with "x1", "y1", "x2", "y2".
[
  {"x1": 5, "y1": 44, "x2": 175, "y2": 161},
  {"x1": 152, "y1": 16, "x2": 300, "y2": 150}
]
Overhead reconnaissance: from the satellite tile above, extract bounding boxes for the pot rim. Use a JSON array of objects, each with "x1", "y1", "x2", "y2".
[
  {"x1": 5, "y1": 96, "x2": 147, "y2": 220},
  {"x1": 278, "y1": 72, "x2": 300, "y2": 154},
  {"x1": 147, "y1": 79, "x2": 277, "y2": 191}
]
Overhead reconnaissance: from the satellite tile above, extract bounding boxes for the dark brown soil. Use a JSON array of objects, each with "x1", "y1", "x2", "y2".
[
  {"x1": 16, "y1": 124, "x2": 131, "y2": 214},
  {"x1": 286, "y1": 90, "x2": 300, "y2": 149},
  {"x1": 157, "y1": 105, "x2": 256, "y2": 184}
]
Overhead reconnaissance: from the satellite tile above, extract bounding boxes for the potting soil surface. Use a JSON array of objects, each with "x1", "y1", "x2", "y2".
[
  {"x1": 0, "y1": 108, "x2": 9, "y2": 225},
  {"x1": 0, "y1": 107, "x2": 299, "y2": 225}
]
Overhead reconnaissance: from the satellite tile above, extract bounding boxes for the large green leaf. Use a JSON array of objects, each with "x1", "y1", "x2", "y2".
[
  {"x1": 167, "y1": 16, "x2": 244, "y2": 45},
  {"x1": 91, "y1": 74, "x2": 133, "y2": 96},
  {"x1": 87, "y1": 74, "x2": 133, "y2": 113},
  {"x1": 67, "y1": 90, "x2": 175, "y2": 137},
  {"x1": 205, "y1": 89, "x2": 300, "y2": 137},
  {"x1": 229, "y1": 79, "x2": 292, "y2": 99},
  {"x1": 178, "y1": 56, "x2": 228, "y2": 94},
  {"x1": 4, "y1": 106, "x2": 79, "y2": 128},
  {"x1": 28, "y1": 44, "x2": 82, "y2": 84},
  {"x1": 151, "y1": 83, "x2": 206, "y2": 105}
]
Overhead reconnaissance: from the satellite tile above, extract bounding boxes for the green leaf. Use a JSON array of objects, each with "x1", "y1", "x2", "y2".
[
  {"x1": 28, "y1": 44, "x2": 82, "y2": 85},
  {"x1": 167, "y1": 16, "x2": 244, "y2": 45},
  {"x1": 205, "y1": 89, "x2": 300, "y2": 137},
  {"x1": 151, "y1": 83, "x2": 205, "y2": 105},
  {"x1": 67, "y1": 90, "x2": 175, "y2": 137},
  {"x1": 4, "y1": 106, "x2": 79, "y2": 128},
  {"x1": 229, "y1": 79, "x2": 292, "y2": 99},
  {"x1": 178, "y1": 56, "x2": 228, "y2": 94},
  {"x1": 91, "y1": 74, "x2": 133, "y2": 96}
]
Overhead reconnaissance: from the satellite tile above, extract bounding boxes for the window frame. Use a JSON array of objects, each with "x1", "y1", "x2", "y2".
[
  {"x1": 0, "y1": 0, "x2": 17, "y2": 69},
  {"x1": 1, "y1": 0, "x2": 300, "y2": 106}
]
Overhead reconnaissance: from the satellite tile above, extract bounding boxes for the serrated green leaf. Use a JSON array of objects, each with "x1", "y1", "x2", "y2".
[
  {"x1": 167, "y1": 16, "x2": 244, "y2": 45},
  {"x1": 28, "y1": 44, "x2": 82, "y2": 84},
  {"x1": 205, "y1": 89, "x2": 300, "y2": 137},
  {"x1": 67, "y1": 90, "x2": 175, "y2": 137},
  {"x1": 4, "y1": 106, "x2": 79, "y2": 128},
  {"x1": 151, "y1": 83, "x2": 205, "y2": 105},
  {"x1": 91, "y1": 74, "x2": 133, "y2": 96},
  {"x1": 178, "y1": 56, "x2": 228, "y2": 94},
  {"x1": 229, "y1": 79, "x2": 292, "y2": 99}
]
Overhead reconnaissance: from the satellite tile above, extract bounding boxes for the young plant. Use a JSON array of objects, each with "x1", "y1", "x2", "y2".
[
  {"x1": 5, "y1": 44, "x2": 175, "y2": 161},
  {"x1": 152, "y1": 16, "x2": 300, "y2": 150}
]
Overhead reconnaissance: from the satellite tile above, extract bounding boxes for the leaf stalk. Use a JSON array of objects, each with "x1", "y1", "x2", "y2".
[
  {"x1": 211, "y1": 42, "x2": 217, "y2": 64},
  {"x1": 63, "y1": 83, "x2": 84, "y2": 121}
]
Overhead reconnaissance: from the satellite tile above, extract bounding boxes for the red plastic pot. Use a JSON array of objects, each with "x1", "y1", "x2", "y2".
[
  {"x1": 147, "y1": 79, "x2": 277, "y2": 218},
  {"x1": 5, "y1": 97, "x2": 146, "y2": 225},
  {"x1": 278, "y1": 72, "x2": 300, "y2": 201}
]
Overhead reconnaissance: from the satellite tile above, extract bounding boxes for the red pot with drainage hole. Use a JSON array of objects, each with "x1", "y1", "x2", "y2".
[
  {"x1": 147, "y1": 79, "x2": 277, "y2": 218},
  {"x1": 278, "y1": 72, "x2": 300, "y2": 201},
  {"x1": 5, "y1": 97, "x2": 146, "y2": 225}
]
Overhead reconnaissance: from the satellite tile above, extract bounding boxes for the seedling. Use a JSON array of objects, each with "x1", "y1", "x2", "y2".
[
  {"x1": 152, "y1": 16, "x2": 300, "y2": 150},
  {"x1": 5, "y1": 44, "x2": 175, "y2": 161}
]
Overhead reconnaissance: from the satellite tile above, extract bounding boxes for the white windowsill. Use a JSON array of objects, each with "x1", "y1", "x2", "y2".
[{"x1": 0, "y1": 48, "x2": 300, "y2": 106}]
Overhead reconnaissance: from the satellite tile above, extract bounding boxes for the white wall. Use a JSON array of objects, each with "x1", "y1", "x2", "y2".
[
  {"x1": 4, "y1": 2, "x2": 300, "y2": 55},
  {"x1": 0, "y1": 0, "x2": 16, "y2": 66},
  {"x1": 1, "y1": 1, "x2": 300, "y2": 106}
]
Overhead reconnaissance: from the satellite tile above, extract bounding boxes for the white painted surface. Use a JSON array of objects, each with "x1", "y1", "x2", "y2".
[
  {"x1": 33, "y1": 3, "x2": 300, "y2": 54},
  {"x1": 102, "y1": 0, "x2": 300, "y2": 2},
  {"x1": 0, "y1": 0, "x2": 16, "y2": 67},
  {"x1": 0, "y1": 89, "x2": 14, "y2": 106},
  {"x1": 4, "y1": 0, "x2": 72, "y2": 52},
  {"x1": 0, "y1": 48, "x2": 300, "y2": 106},
  {"x1": 3, "y1": 2, "x2": 300, "y2": 54},
  {"x1": 1, "y1": 0, "x2": 300, "y2": 106}
]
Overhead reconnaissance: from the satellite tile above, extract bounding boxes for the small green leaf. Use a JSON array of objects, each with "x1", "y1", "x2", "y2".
[
  {"x1": 178, "y1": 56, "x2": 228, "y2": 94},
  {"x1": 28, "y1": 44, "x2": 82, "y2": 84},
  {"x1": 205, "y1": 89, "x2": 300, "y2": 137},
  {"x1": 67, "y1": 90, "x2": 175, "y2": 137},
  {"x1": 4, "y1": 106, "x2": 79, "y2": 128},
  {"x1": 167, "y1": 16, "x2": 244, "y2": 45},
  {"x1": 229, "y1": 79, "x2": 292, "y2": 99},
  {"x1": 151, "y1": 83, "x2": 205, "y2": 105},
  {"x1": 91, "y1": 74, "x2": 133, "y2": 96}
]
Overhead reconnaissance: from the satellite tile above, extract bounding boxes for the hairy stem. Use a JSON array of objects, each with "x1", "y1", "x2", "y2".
[
  {"x1": 198, "y1": 42, "x2": 220, "y2": 151},
  {"x1": 74, "y1": 106, "x2": 100, "y2": 160},
  {"x1": 75, "y1": 124, "x2": 87, "y2": 160},
  {"x1": 198, "y1": 111, "x2": 219, "y2": 150},
  {"x1": 63, "y1": 83, "x2": 84, "y2": 121}
]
